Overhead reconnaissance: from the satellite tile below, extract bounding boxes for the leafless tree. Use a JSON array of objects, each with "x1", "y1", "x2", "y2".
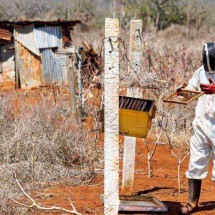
[{"x1": 0, "y1": 0, "x2": 56, "y2": 20}]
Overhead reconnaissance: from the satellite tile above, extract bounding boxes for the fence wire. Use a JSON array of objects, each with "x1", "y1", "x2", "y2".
[{"x1": 80, "y1": 27, "x2": 203, "y2": 192}]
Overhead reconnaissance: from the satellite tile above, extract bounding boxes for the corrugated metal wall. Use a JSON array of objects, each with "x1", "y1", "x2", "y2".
[
  {"x1": 40, "y1": 49, "x2": 64, "y2": 85},
  {"x1": 14, "y1": 25, "x2": 40, "y2": 56},
  {"x1": 34, "y1": 26, "x2": 67, "y2": 86},
  {"x1": 34, "y1": 26, "x2": 63, "y2": 49},
  {"x1": 12, "y1": 25, "x2": 75, "y2": 88}
]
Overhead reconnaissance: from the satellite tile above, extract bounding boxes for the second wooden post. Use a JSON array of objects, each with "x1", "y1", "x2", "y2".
[{"x1": 122, "y1": 20, "x2": 142, "y2": 195}]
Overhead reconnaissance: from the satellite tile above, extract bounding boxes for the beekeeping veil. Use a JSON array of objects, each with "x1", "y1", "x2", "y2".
[{"x1": 203, "y1": 43, "x2": 215, "y2": 72}]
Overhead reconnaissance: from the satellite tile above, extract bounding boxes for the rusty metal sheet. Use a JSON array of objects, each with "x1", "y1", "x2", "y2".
[
  {"x1": 0, "y1": 27, "x2": 11, "y2": 41},
  {"x1": 40, "y1": 49, "x2": 63, "y2": 85},
  {"x1": 0, "y1": 43, "x2": 15, "y2": 89},
  {"x1": 34, "y1": 26, "x2": 63, "y2": 48},
  {"x1": 0, "y1": 20, "x2": 81, "y2": 27},
  {"x1": 14, "y1": 25, "x2": 40, "y2": 56},
  {"x1": 16, "y1": 42, "x2": 42, "y2": 89}
]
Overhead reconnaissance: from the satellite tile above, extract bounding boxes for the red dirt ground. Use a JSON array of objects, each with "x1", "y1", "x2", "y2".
[
  {"x1": 25, "y1": 139, "x2": 215, "y2": 215},
  {"x1": 4, "y1": 89, "x2": 214, "y2": 215}
]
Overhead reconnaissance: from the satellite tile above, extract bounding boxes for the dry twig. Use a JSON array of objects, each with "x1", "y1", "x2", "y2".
[{"x1": 1, "y1": 172, "x2": 82, "y2": 215}]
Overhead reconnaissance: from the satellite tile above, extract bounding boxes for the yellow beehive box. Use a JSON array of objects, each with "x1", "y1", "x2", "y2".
[{"x1": 119, "y1": 96, "x2": 156, "y2": 138}]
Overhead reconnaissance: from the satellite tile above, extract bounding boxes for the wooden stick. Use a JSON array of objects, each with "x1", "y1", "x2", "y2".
[
  {"x1": 163, "y1": 90, "x2": 204, "y2": 105},
  {"x1": 4, "y1": 175, "x2": 82, "y2": 214},
  {"x1": 67, "y1": 54, "x2": 77, "y2": 120},
  {"x1": 14, "y1": 30, "x2": 20, "y2": 89}
]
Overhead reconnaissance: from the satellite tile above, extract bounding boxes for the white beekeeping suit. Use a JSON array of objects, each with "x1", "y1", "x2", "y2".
[
  {"x1": 185, "y1": 65, "x2": 215, "y2": 180},
  {"x1": 181, "y1": 43, "x2": 215, "y2": 215}
]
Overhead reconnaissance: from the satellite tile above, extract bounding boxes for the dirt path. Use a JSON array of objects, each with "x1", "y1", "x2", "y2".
[{"x1": 25, "y1": 140, "x2": 215, "y2": 215}]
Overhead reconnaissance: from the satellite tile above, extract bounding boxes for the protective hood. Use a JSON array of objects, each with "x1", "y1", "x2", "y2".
[{"x1": 203, "y1": 43, "x2": 215, "y2": 72}]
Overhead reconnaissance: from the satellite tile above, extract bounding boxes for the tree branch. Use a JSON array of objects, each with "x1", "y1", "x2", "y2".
[{"x1": 2, "y1": 172, "x2": 82, "y2": 215}]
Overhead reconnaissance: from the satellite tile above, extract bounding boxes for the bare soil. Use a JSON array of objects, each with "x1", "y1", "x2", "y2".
[
  {"x1": 4, "y1": 89, "x2": 214, "y2": 215},
  {"x1": 25, "y1": 139, "x2": 215, "y2": 215}
]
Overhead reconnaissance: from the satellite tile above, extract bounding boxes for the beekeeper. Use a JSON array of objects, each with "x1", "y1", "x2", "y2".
[{"x1": 181, "y1": 43, "x2": 215, "y2": 215}]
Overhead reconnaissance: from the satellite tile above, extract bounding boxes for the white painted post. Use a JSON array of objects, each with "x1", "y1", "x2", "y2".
[
  {"x1": 122, "y1": 20, "x2": 142, "y2": 195},
  {"x1": 104, "y1": 18, "x2": 120, "y2": 215}
]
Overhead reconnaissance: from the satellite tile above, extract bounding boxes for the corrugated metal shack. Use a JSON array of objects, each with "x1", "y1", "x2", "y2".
[{"x1": 0, "y1": 20, "x2": 81, "y2": 89}]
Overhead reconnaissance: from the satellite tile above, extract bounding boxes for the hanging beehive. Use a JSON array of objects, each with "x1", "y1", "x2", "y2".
[{"x1": 119, "y1": 96, "x2": 156, "y2": 138}]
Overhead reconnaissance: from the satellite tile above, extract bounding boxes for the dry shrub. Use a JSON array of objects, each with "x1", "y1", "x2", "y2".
[
  {"x1": 117, "y1": 30, "x2": 201, "y2": 148},
  {"x1": 0, "y1": 90, "x2": 98, "y2": 213},
  {"x1": 121, "y1": 44, "x2": 201, "y2": 92}
]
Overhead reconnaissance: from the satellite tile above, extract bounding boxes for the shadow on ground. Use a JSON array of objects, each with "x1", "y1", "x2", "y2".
[
  {"x1": 135, "y1": 187, "x2": 173, "y2": 195},
  {"x1": 198, "y1": 201, "x2": 215, "y2": 212}
]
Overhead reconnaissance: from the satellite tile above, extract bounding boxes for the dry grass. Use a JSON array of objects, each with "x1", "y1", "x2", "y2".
[
  {"x1": 0, "y1": 89, "x2": 98, "y2": 213},
  {"x1": 0, "y1": 24, "x2": 212, "y2": 213}
]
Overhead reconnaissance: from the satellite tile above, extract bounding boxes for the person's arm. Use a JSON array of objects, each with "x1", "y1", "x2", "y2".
[
  {"x1": 185, "y1": 66, "x2": 215, "y2": 94},
  {"x1": 184, "y1": 67, "x2": 201, "y2": 91}
]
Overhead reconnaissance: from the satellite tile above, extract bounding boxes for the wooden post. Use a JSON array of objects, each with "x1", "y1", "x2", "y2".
[
  {"x1": 104, "y1": 18, "x2": 120, "y2": 215},
  {"x1": 0, "y1": 56, "x2": 3, "y2": 74},
  {"x1": 122, "y1": 20, "x2": 142, "y2": 195},
  {"x1": 14, "y1": 30, "x2": 20, "y2": 89},
  {"x1": 67, "y1": 53, "x2": 77, "y2": 120},
  {"x1": 76, "y1": 48, "x2": 83, "y2": 124}
]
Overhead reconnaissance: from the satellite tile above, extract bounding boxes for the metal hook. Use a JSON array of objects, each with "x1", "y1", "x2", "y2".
[
  {"x1": 137, "y1": 29, "x2": 143, "y2": 43},
  {"x1": 108, "y1": 37, "x2": 114, "y2": 52}
]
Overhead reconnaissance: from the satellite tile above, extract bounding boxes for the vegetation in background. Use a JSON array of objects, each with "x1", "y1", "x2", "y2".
[
  {"x1": 0, "y1": 0, "x2": 215, "y2": 213},
  {"x1": 0, "y1": 0, "x2": 215, "y2": 36}
]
